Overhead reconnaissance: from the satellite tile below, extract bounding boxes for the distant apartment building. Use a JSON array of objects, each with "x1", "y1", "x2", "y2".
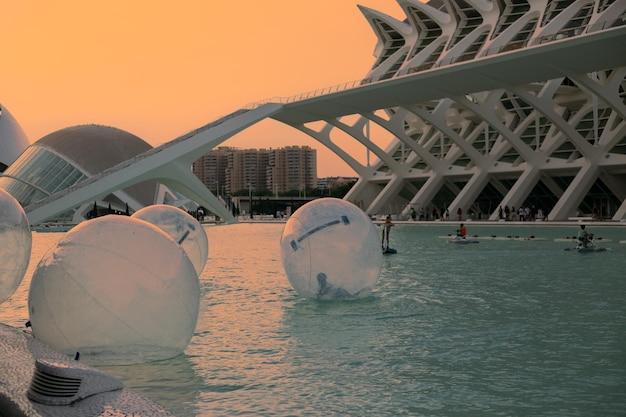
[
  {"x1": 192, "y1": 146, "x2": 317, "y2": 195},
  {"x1": 192, "y1": 147, "x2": 231, "y2": 195},
  {"x1": 228, "y1": 148, "x2": 269, "y2": 194},
  {"x1": 267, "y1": 146, "x2": 317, "y2": 195}
]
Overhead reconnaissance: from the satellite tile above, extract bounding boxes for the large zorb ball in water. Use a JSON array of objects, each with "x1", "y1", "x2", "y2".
[
  {"x1": 0, "y1": 188, "x2": 31, "y2": 304},
  {"x1": 28, "y1": 215, "x2": 200, "y2": 365},
  {"x1": 132, "y1": 205, "x2": 208, "y2": 276},
  {"x1": 280, "y1": 198, "x2": 382, "y2": 300}
]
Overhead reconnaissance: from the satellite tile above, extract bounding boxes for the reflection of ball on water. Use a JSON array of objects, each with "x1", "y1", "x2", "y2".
[
  {"x1": 132, "y1": 204, "x2": 208, "y2": 275},
  {"x1": 28, "y1": 216, "x2": 200, "y2": 365},
  {"x1": 0, "y1": 188, "x2": 32, "y2": 305},
  {"x1": 280, "y1": 198, "x2": 382, "y2": 300}
]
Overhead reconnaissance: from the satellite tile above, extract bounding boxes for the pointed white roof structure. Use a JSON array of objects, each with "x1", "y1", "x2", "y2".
[{"x1": 0, "y1": 104, "x2": 29, "y2": 171}]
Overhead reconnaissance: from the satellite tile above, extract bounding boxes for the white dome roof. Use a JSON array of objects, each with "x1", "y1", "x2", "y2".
[{"x1": 0, "y1": 104, "x2": 29, "y2": 170}]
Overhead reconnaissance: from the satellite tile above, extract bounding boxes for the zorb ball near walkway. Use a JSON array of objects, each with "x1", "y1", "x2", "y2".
[
  {"x1": 28, "y1": 215, "x2": 200, "y2": 365},
  {"x1": 132, "y1": 204, "x2": 208, "y2": 276},
  {"x1": 280, "y1": 198, "x2": 382, "y2": 300},
  {"x1": 0, "y1": 188, "x2": 31, "y2": 304}
]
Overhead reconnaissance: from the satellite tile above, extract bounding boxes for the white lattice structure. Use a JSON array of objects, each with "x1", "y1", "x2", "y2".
[
  {"x1": 308, "y1": 0, "x2": 626, "y2": 221},
  {"x1": 17, "y1": 0, "x2": 626, "y2": 225}
]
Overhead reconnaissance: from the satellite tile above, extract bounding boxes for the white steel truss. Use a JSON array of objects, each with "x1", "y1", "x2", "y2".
[{"x1": 291, "y1": 0, "x2": 626, "y2": 221}]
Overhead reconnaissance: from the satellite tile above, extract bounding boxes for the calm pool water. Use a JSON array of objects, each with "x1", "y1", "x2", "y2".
[{"x1": 1, "y1": 222, "x2": 625, "y2": 416}]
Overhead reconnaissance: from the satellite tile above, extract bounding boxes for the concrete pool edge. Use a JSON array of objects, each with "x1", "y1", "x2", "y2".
[{"x1": 0, "y1": 322, "x2": 178, "y2": 417}]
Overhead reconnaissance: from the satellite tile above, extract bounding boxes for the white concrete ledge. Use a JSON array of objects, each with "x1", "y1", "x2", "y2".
[{"x1": 0, "y1": 322, "x2": 177, "y2": 417}]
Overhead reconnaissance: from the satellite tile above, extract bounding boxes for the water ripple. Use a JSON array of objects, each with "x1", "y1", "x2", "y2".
[{"x1": 2, "y1": 224, "x2": 625, "y2": 416}]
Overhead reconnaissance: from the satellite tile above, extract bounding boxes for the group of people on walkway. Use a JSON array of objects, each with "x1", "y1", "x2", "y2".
[
  {"x1": 497, "y1": 205, "x2": 545, "y2": 221},
  {"x1": 410, "y1": 207, "x2": 447, "y2": 221},
  {"x1": 407, "y1": 206, "x2": 485, "y2": 221}
]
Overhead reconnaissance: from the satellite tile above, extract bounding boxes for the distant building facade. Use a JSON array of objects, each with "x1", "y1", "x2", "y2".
[
  {"x1": 192, "y1": 146, "x2": 317, "y2": 195},
  {"x1": 267, "y1": 146, "x2": 317, "y2": 195}
]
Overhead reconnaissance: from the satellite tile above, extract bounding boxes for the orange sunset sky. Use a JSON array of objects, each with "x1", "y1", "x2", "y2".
[{"x1": 0, "y1": 0, "x2": 418, "y2": 177}]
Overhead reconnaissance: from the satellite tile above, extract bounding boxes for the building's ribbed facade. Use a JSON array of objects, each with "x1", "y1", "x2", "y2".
[{"x1": 337, "y1": 0, "x2": 626, "y2": 221}]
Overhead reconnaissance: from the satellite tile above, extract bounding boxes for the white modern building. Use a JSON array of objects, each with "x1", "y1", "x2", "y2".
[
  {"x1": 5, "y1": 0, "x2": 626, "y2": 224},
  {"x1": 282, "y1": 0, "x2": 626, "y2": 221},
  {"x1": 0, "y1": 125, "x2": 193, "y2": 222},
  {"x1": 0, "y1": 104, "x2": 29, "y2": 172}
]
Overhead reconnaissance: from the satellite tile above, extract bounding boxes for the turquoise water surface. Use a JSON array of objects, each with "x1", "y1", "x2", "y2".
[{"x1": 1, "y1": 223, "x2": 625, "y2": 416}]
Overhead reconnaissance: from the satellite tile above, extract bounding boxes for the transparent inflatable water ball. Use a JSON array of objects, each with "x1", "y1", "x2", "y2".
[
  {"x1": 132, "y1": 204, "x2": 208, "y2": 275},
  {"x1": 28, "y1": 215, "x2": 200, "y2": 365},
  {"x1": 0, "y1": 188, "x2": 32, "y2": 305},
  {"x1": 280, "y1": 198, "x2": 382, "y2": 300}
]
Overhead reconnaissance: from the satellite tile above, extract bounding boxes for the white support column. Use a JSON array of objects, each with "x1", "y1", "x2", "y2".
[
  {"x1": 156, "y1": 160, "x2": 236, "y2": 223},
  {"x1": 366, "y1": 108, "x2": 444, "y2": 169},
  {"x1": 547, "y1": 162, "x2": 600, "y2": 220},
  {"x1": 612, "y1": 198, "x2": 626, "y2": 221},
  {"x1": 599, "y1": 171, "x2": 626, "y2": 203},
  {"x1": 449, "y1": 170, "x2": 490, "y2": 219},
  {"x1": 495, "y1": 167, "x2": 543, "y2": 220},
  {"x1": 366, "y1": 174, "x2": 405, "y2": 216},
  {"x1": 404, "y1": 173, "x2": 447, "y2": 215}
]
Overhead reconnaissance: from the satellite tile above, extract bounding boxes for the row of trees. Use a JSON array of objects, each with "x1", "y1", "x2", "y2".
[{"x1": 90, "y1": 201, "x2": 130, "y2": 218}]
